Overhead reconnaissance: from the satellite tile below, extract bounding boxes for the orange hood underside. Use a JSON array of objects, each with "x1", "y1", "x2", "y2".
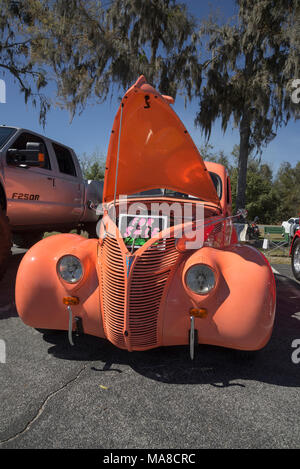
[{"x1": 103, "y1": 75, "x2": 220, "y2": 206}]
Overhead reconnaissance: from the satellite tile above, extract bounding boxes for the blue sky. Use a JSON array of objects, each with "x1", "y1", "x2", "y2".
[{"x1": 0, "y1": 0, "x2": 299, "y2": 174}]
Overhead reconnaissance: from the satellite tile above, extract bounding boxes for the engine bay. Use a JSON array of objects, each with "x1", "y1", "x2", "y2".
[{"x1": 104, "y1": 197, "x2": 222, "y2": 250}]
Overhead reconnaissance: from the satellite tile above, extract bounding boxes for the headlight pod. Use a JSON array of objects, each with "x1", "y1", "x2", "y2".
[
  {"x1": 185, "y1": 264, "x2": 216, "y2": 295},
  {"x1": 57, "y1": 255, "x2": 83, "y2": 284}
]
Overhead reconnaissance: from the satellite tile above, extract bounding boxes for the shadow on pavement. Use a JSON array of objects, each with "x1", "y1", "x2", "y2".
[
  {"x1": 0, "y1": 253, "x2": 26, "y2": 319},
  {"x1": 41, "y1": 272, "x2": 300, "y2": 389},
  {"x1": 2, "y1": 249, "x2": 300, "y2": 389}
]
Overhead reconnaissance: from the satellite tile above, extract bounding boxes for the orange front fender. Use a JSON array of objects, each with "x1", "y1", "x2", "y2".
[
  {"x1": 162, "y1": 244, "x2": 276, "y2": 350},
  {"x1": 15, "y1": 234, "x2": 104, "y2": 339}
]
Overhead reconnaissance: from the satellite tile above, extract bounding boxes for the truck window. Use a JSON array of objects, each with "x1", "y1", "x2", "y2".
[
  {"x1": 7, "y1": 132, "x2": 51, "y2": 170},
  {"x1": 52, "y1": 143, "x2": 76, "y2": 177},
  {"x1": 0, "y1": 127, "x2": 17, "y2": 149}
]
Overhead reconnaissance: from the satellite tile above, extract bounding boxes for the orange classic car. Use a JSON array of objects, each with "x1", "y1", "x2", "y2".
[{"x1": 15, "y1": 76, "x2": 276, "y2": 359}]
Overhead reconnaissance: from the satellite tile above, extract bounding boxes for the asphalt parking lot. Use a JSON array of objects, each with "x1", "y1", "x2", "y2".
[{"x1": 0, "y1": 248, "x2": 300, "y2": 449}]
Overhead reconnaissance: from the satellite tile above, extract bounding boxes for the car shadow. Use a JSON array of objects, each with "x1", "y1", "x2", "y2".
[
  {"x1": 0, "y1": 252, "x2": 26, "y2": 319},
  {"x1": 42, "y1": 273, "x2": 300, "y2": 389},
  {"x1": 2, "y1": 250, "x2": 300, "y2": 389}
]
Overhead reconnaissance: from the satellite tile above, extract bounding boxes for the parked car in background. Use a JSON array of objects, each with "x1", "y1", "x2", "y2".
[
  {"x1": 282, "y1": 217, "x2": 299, "y2": 236},
  {"x1": 290, "y1": 219, "x2": 299, "y2": 238},
  {"x1": 0, "y1": 126, "x2": 103, "y2": 279}
]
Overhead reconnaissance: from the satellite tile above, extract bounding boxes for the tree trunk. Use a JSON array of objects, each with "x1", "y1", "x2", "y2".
[{"x1": 236, "y1": 111, "x2": 251, "y2": 210}]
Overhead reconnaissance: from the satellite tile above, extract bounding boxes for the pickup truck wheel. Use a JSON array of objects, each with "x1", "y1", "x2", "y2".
[
  {"x1": 13, "y1": 232, "x2": 44, "y2": 249},
  {"x1": 0, "y1": 211, "x2": 12, "y2": 281},
  {"x1": 292, "y1": 238, "x2": 300, "y2": 281}
]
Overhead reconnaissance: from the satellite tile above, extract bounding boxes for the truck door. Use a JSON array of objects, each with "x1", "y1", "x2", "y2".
[
  {"x1": 49, "y1": 142, "x2": 84, "y2": 223},
  {"x1": 4, "y1": 131, "x2": 60, "y2": 226}
]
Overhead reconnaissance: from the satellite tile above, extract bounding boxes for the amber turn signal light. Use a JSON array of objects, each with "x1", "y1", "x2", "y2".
[
  {"x1": 189, "y1": 307, "x2": 208, "y2": 318},
  {"x1": 63, "y1": 296, "x2": 80, "y2": 306}
]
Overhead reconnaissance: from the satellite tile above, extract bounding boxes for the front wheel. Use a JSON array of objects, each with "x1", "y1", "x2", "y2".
[{"x1": 291, "y1": 238, "x2": 300, "y2": 281}]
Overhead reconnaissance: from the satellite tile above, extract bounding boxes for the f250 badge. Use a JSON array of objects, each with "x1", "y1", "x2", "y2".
[{"x1": 12, "y1": 193, "x2": 40, "y2": 200}]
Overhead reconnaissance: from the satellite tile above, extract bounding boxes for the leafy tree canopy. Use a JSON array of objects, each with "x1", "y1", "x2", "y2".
[
  {"x1": 1, "y1": 0, "x2": 299, "y2": 220},
  {"x1": 195, "y1": 0, "x2": 300, "y2": 209},
  {"x1": 0, "y1": 0, "x2": 52, "y2": 123},
  {"x1": 0, "y1": 0, "x2": 203, "y2": 123},
  {"x1": 273, "y1": 161, "x2": 300, "y2": 221},
  {"x1": 201, "y1": 143, "x2": 282, "y2": 224},
  {"x1": 79, "y1": 147, "x2": 106, "y2": 181}
]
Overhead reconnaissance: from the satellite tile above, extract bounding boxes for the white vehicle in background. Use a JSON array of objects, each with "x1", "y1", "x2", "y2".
[
  {"x1": 291, "y1": 219, "x2": 300, "y2": 238},
  {"x1": 0, "y1": 125, "x2": 103, "y2": 279},
  {"x1": 282, "y1": 217, "x2": 299, "y2": 237}
]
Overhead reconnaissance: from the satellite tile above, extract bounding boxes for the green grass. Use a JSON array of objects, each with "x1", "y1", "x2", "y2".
[{"x1": 264, "y1": 255, "x2": 291, "y2": 265}]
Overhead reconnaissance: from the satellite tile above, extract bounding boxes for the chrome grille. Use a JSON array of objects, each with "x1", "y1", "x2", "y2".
[
  {"x1": 128, "y1": 238, "x2": 180, "y2": 348},
  {"x1": 100, "y1": 235, "x2": 125, "y2": 348},
  {"x1": 100, "y1": 235, "x2": 180, "y2": 350}
]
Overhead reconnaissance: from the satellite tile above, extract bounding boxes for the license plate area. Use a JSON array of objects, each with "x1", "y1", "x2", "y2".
[{"x1": 119, "y1": 214, "x2": 168, "y2": 249}]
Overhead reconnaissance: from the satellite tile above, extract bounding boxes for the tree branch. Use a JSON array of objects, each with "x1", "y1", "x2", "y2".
[{"x1": 1, "y1": 39, "x2": 33, "y2": 50}]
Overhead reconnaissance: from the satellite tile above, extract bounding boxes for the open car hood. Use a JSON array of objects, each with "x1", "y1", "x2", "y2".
[{"x1": 103, "y1": 76, "x2": 220, "y2": 206}]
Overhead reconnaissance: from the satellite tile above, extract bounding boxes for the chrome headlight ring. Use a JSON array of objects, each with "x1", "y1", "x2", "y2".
[
  {"x1": 57, "y1": 255, "x2": 83, "y2": 284},
  {"x1": 185, "y1": 263, "x2": 216, "y2": 295}
]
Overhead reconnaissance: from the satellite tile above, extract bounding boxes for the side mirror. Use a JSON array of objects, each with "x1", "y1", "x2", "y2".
[{"x1": 7, "y1": 142, "x2": 46, "y2": 167}]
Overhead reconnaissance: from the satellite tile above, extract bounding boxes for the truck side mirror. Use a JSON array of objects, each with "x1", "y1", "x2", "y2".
[{"x1": 7, "y1": 142, "x2": 46, "y2": 167}]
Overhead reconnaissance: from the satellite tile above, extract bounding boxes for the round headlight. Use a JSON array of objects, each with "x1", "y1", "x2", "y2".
[
  {"x1": 57, "y1": 255, "x2": 83, "y2": 284},
  {"x1": 185, "y1": 264, "x2": 216, "y2": 295}
]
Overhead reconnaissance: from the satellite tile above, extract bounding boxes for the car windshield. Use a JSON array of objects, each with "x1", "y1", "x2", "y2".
[
  {"x1": 0, "y1": 127, "x2": 17, "y2": 149},
  {"x1": 128, "y1": 171, "x2": 222, "y2": 200}
]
